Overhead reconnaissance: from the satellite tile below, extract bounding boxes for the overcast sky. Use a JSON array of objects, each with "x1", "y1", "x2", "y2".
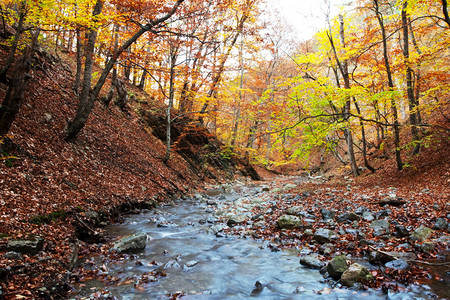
[{"x1": 267, "y1": 0, "x2": 353, "y2": 41}]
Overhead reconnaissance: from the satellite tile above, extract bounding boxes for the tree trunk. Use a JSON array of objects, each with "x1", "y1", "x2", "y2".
[
  {"x1": 231, "y1": 36, "x2": 244, "y2": 147},
  {"x1": 374, "y1": 0, "x2": 403, "y2": 170},
  {"x1": 114, "y1": 79, "x2": 128, "y2": 111},
  {"x1": 0, "y1": 0, "x2": 26, "y2": 83},
  {"x1": 65, "y1": 0, "x2": 104, "y2": 141},
  {"x1": 402, "y1": 1, "x2": 420, "y2": 155},
  {"x1": 163, "y1": 46, "x2": 178, "y2": 163},
  {"x1": 0, "y1": 29, "x2": 39, "y2": 136},
  {"x1": 328, "y1": 15, "x2": 359, "y2": 176}
]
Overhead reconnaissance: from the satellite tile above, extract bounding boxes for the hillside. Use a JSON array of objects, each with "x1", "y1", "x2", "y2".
[{"x1": 0, "y1": 41, "x2": 244, "y2": 298}]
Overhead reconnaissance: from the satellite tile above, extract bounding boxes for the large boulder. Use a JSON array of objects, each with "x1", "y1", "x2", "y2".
[
  {"x1": 111, "y1": 232, "x2": 147, "y2": 253},
  {"x1": 327, "y1": 255, "x2": 349, "y2": 279},
  {"x1": 314, "y1": 228, "x2": 337, "y2": 244},
  {"x1": 299, "y1": 254, "x2": 325, "y2": 269},
  {"x1": 341, "y1": 263, "x2": 374, "y2": 287},
  {"x1": 277, "y1": 215, "x2": 302, "y2": 229},
  {"x1": 7, "y1": 236, "x2": 44, "y2": 255}
]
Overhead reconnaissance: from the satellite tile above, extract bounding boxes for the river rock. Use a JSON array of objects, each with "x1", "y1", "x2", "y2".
[
  {"x1": 285, "y1": 206, "x2": 304, "y2": 216},
  {"x1": 370, "y1": 219, "x2": 391, "y2": 236},
  {"x1": 185, "y1": 260, "x2": 199, "y2": 268},
  {"x1": 394, "y1": 225, "x2": 409, "y2": 238},
  {"x1": 320, "y1": 209, "x2": 336, "y2": 220},
  {"x1": 111, "y1": 232, "x2": 147, "y2": 253},
  {"x1": 3, "y1": 251, "x2": 23, "y2": 260},
  {"x1": 314, "y1": 228, "x2": 337, "y2": 244},
  {"x1": 164, "y1": 260, "x2": 181, "y2": 269},
  {"x1": 327, "y1": 255, "x2": 349, "y2": 279},
  {"x1": 385, "y1": 259, "x2": 409, "y2": 270},
  {"x1": 411, "y1": 226, "x2": 433, "y2": 241},
  {"x1": 299, "y1": 254, "x2": 325, "y2": 269},
  {"x1": 7, "y1": 236, "x2": 44, "y2": 255},
  {"x1": 337, "y1": 212, "x2": 360, "y2": 223},
  {"x1": 362, "y1": 211, "x2": 375, "y2": 221},
  {"x1": 433, "y1": 218, "x2": 448, "y2": 230},
  {"x1": 227, "y1": 214, "x2": 247, "y2": 227},
  {"x1": 341, "y1": 263, "x2": 374, "y2": 287},
  {"x1": 418, "y1": 241, "x2": 435, "y2": 253},
  {"x1": 277, "y1": 215, "x2": 302, "y2": 229}
]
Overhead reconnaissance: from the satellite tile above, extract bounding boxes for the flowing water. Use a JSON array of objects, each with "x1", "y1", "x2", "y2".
[{"x1": 72, "y1": 184, "x2": 445, "y2": 299}]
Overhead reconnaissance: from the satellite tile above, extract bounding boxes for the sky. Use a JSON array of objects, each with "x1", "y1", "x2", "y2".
[{"x1": 267, "y1": 0, "x2": 354, "y2": 41}]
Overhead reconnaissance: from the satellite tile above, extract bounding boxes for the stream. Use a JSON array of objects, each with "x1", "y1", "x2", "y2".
[{"x1": 71, "y1": 183, "x2": 444, "y2": 299}]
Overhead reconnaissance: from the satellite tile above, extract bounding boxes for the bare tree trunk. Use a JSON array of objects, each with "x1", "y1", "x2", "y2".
[
  {"x1": 374, "y1": 0, "x2": 403, "y2": 170},
  {"x1": 231, "y1": 36, "x2": 244, "y2": 147},
  {"x1": 354, "y1": 98, "x2": 375, "y2": 172},
  {"x1": 73, "y1": 27, "x2": 83, "y2": 95},
  {"x1": 402, "y1": 1, "x2": 420, "y2": 155},
  {"x1": 163, "y1": 46, "x2": 178, "y2": 163},
  {"x1": 0, "y1": 29, "x2": 39, "y2": 136}
]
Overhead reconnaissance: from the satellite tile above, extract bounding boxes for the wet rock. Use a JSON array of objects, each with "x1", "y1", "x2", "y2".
[
  {"x1": 341, "y1": 263, "x2": 374, "y2": 287},
  {"x1": 111, "y1": 232, "x2": 147, "y2": 253},
  {"x1": 227, "y1": 214, "x2": 247, "y2": 227},
  {"x1": 411, "y1": 226, "x2": 433, "y2": 241},
  {"x1": 208, "y1": 225, "x2": 225, "y2": 235},
  {"x1": 314, "y1": 228, "x2": 337, "y2": 244},
  {"x1": 319, "y1": 243, "x2": 334, "y2": 255},
  {"x1": 337, "y1": 212, "x2": 360, "y2": 223},
  {"x1": 369, "y1": 250, "x2": 416, "y2": 265},
  {"x1": 385, "y1": 259, "x2": 409, "y2": 270},
  {"x1": 394, "y1": 225, "x2": 409, "y2": 238},
  {"x1": 3, "y1": 251, "x2": 23, "y2": 260},
  {"x1": 164, "y1": 260, "x2": 181, "y2": 269},
  {"x1": 299, "y1": 254, "x2": 325, "y2": 269},
  {"x1": 7, "y1": 236, "x2": 44, "y2": 255},
  {"x1": 327, "y1": 255, "x2": 349, "y2": 279},
  {"x1": 433, "y1": 218, "x2": 448, "y2": 230},
  {"x1": 277, "y1": 215, "x2": 302, "y2": 229},
  {"x1": 320, "y1": 209, "x2": 336, "y2": 220},
  {"x1": 370, "y1": 219, "x2": 391, "y2": 236},
  {"x1": 362, "y1": 211, "x2": 375, "y2": 221},
  {"x1": 185, "y1": 260, "x2": 198, "y2": 268}
]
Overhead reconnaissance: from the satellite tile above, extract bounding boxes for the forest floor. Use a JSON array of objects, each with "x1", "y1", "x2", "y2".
[{"x1": 0, "y1": 41, "x2": 449, "y2": 299}]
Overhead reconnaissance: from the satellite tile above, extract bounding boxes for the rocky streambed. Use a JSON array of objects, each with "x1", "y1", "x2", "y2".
[{"x1": 71, "y1": 178, "x2": 449, "y2": 299}]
